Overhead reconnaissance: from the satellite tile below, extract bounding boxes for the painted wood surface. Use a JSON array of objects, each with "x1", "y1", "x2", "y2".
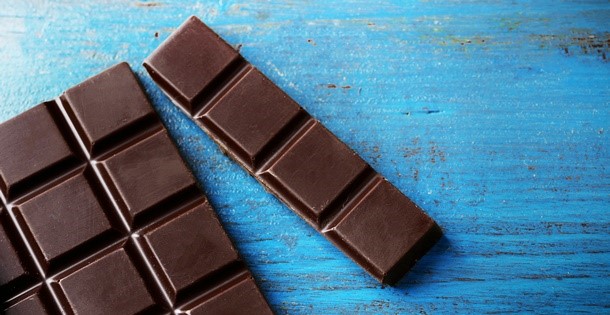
[{"x1": 1, "y1": 1, "x2": 608, "y2": 314}]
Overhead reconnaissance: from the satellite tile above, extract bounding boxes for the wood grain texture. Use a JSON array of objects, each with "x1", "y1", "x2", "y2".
[{"x1": 1, "y1": 0, "x2": 608, "y2": 313}]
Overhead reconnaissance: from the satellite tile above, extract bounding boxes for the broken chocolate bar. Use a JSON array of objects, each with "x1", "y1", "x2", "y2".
[
  {"x1": 144, "y1": 16, "x2": 442, "y2": 285},
  {"x1": 0, "y1": 63, "x2": 272, "y2": 314}
]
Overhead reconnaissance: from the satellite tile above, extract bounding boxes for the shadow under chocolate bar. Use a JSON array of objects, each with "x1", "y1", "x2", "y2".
[
  {"x1": 144, "y1": 16, "x2": 442, "y2": 285},
  {"x1": 0, "y1": 63, "x2": 272, "y2": 314}
]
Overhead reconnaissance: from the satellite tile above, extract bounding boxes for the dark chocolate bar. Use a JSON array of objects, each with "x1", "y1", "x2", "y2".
[
  {"x1": 144, "y1": 16, "x2": 442, "y2": 285},
  {"x1": 0, "y1": 63, "x2": 272, "y2": 314}
]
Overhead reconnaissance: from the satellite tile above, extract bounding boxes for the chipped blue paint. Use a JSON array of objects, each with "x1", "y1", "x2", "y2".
[{"x1": 1, "y1": 1, "x2": 609, "y2": 314}]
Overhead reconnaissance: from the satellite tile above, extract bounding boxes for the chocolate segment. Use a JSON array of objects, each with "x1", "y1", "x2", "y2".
[
  {"x1": 13, "y1": 169, "x2": 119, "y2": 271},
  {"x1": 0, "y1": 212, "x2": 37, "y2": 297},
  {"x1": 138, "y1": 201, "x2": 241, "y2": 301},
  {"x1": 259, "y1": 121, "x2": 370, "y2": 225},
  {"x1": 0, "y1": 104, "x2": 79, "y2": 200},
  {"x1": 145, "y1": 18, "x2": 241, "y2": 113},
  {"x1": 0, "y1": 213, "x2": 25, "y2": 285},
  {"x1": 57, "y1": 246, "x2": 157, "y2": 314},
  {"x1": 0, "y1": 63, "x2": 272, "y2": 313},
  {"x1": 63, "y1": 63, "x2": 157, "y2": 156},
  {"x1": 182, "y1": 276, "x2": 272, "y2": 315},
  {"x1": 326, "y1": 178, "x2": 443, "y2": 284},
  {"x1": 144, "y1": 16, "x2": 442, "y2": 284},
  {"x1": 99, "y1": 130, "x2": 198, "y2": 225},
  {"x1": 201, "y1": 68, "x2": 304, "y2": 170}
]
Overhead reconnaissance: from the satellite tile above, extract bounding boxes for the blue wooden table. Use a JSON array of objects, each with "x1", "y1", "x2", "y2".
[{"x1": 1, "y1": 1, "x2": 609, "y2": 313}]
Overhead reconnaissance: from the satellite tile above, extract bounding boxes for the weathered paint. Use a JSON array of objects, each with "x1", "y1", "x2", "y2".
[{"x1": 0, "y1": 1, "x2": 608, "y2": 314}]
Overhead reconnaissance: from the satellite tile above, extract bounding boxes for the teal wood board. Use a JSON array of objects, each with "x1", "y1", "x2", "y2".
[{"x1": 1, "y1": 1, "x2": 609, "y2": 314}]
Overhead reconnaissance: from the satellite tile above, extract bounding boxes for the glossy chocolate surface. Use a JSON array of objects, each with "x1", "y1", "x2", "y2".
[
  {"x1": 144, "y1": 16, "x2": 442, "y2": 284},
  {"x1": 0, "y1": 63, "x2": 272, "y2": 314}
]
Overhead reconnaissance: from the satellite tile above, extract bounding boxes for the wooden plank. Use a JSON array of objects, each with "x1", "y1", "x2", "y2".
[{"x1": 0, "y1": 0, "x2": 608, "y2": 313}]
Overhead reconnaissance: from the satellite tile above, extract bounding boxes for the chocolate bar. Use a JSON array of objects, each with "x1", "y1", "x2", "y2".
[
  {"x1": 0, "y1": 63, "x2": 272, "y2": 314},
  {"x1": 144, "y1": 16, "x2": 442, "y2": 284}
]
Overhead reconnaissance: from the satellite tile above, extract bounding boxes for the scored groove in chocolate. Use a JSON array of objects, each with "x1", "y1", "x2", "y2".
[
  {"x1": 191, "y1": 57, "x2": 250, "y2": 117},
  {"x1": 144, "y1": 16, "x2": 443, "y2": 284},
  {"x1": 0, "y1": 63, "x2": 272, "y2": 314},
  {"x1": 2, "y1": 285, "x2": 61, "y2": 314},
  {"x1": 318, "y1": 168, "x2": 378, "y2": 230},
  {"x1": 253, "y1": 110, "x2": 313, "y2": 173}
]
